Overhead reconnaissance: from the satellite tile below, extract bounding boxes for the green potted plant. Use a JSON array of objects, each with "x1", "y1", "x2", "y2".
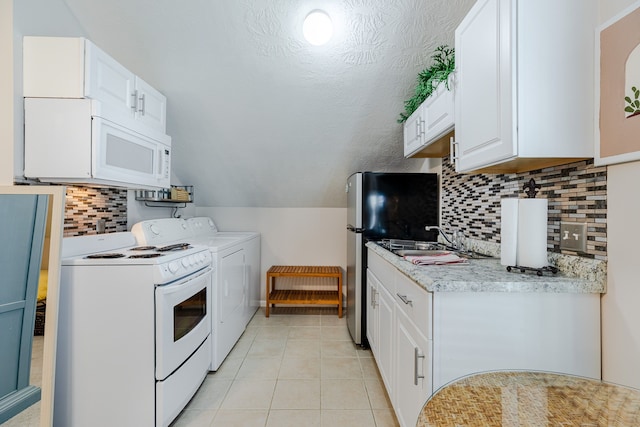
[{"x1": 398, "y1": 45, "x2": 455, "y2": 123}]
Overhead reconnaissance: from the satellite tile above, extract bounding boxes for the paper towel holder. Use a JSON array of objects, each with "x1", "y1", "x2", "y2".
[
  {"x1": 523, "y1": 178, "x2": 541, "y2": 198},
  {"x1": 507, "y1": 265, "x2": 558, "y2": 276}
]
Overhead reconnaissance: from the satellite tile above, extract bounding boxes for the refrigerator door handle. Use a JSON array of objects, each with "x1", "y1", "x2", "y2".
[{"x1": 347, "y1": 225, "x2": 364, "y2": 233}]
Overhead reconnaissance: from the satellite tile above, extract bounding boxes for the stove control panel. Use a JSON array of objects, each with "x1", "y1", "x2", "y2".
[{"x1": 154, "y1": 249, "x2": 212, "y2": 284}]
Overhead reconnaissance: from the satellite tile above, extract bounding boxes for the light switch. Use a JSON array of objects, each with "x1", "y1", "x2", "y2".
[{"x1": 560, "y1": 222, "x2": 587, "y2": 252}]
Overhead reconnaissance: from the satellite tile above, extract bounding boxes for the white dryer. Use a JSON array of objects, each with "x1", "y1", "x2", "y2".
[{"x1": 131, "y1": 217, "x2": 260, "y2": 370}]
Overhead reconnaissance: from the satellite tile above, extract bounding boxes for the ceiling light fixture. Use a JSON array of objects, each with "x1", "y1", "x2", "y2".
[{"x1": 303, "y1": 10, "x2": 333, "y2": 46}]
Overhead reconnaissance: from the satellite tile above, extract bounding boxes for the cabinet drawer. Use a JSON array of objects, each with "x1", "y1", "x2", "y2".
[
  {"x1": 395, "y1": 273, "x2": 432, "y2": 339},
  {"x1": 367, "y1": 249, "x2": 396, "y2": 294}
]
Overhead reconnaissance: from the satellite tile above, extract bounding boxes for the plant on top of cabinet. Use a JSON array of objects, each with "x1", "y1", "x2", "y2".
[
  {"x1": 398, "y1": 45, "x2": 455, "y2": 124},
  {"x1": 402, "y1": 45, "x2": 456, "y2": 159}
]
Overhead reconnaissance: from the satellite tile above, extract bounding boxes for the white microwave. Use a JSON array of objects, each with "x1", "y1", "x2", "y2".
[{"x1": 24, "y1": 97, "x2": 171, "y2": 189}]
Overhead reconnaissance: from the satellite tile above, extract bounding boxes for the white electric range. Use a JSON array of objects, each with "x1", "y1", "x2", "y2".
[
  {"x1": 55, "y1": 232, "x2": 212, "y2": 427},
  {"x1": 131, "y1": 217, "x2": 260, "y2": 370}
]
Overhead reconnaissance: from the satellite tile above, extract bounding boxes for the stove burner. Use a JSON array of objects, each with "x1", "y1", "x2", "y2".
[
  {"x1": 85, "y1": 253, "x2": 126, "y2": 259},
  {"x1": 157, "y1": 243, "x2": 191, "y2": 252},
  {"x1": 129, "y1": 246, "x2": 157, "y2": 251},
  {"x1": 128, "y1": 253, "x2": 164, "y2": 259}
]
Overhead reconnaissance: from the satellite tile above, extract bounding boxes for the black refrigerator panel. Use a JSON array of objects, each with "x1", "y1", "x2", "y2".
[{"x1": 362, "y1": 172, "x2": 439, "y2": 241}]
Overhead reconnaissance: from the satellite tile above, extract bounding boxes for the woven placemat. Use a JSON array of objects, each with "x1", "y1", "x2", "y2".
[{"x1": 418, "y1": 371, "x2": 640, "y2": 426}]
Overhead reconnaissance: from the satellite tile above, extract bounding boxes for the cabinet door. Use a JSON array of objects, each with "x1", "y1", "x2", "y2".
[
  {"x1": 377, "y1": 282, "x2": 395, "y2": 393},
  {"x1": 394, "y1": 309, "x2": 432, "y2": 427},
  {"x1": 403, "y1": 104, "x2": 425, "y2": 157},
  {"x1": 454, "y1": 0, "x2": 515, "y2": 172},
  {"x1": 135, "y1": 76, "x2": 167, "y2": 132},
  {"x1": 365, "y1": 270, "x2": 379, "y2": 355},
  {"x1": 84, "y1": 40, "x2": 136, "y2": 118},
  {"x1": 420, "y1": 81, "x2": 454, "y2": 146}
]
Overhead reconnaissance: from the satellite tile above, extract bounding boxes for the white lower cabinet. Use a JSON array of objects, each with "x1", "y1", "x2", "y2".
[
  {"x1": 367, "y1": 257, "x2": 432, "y2": 427},
  {"x1": 366, "y1": 248, "x2": 601, "y2": 427},
  {"x1": 365, "y1": 271, "x2": 378, "y2": 351},
  {"x1": 394, "y1": 309, "x2": 432, "y2": 427},
  {"x1": 366, "y1": 270, "x2": 394, "y2": 392}
]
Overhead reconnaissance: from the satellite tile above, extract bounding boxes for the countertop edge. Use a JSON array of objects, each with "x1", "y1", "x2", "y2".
[{"x1": 366, "y1": 242, "x2": 605, "y2": 294}]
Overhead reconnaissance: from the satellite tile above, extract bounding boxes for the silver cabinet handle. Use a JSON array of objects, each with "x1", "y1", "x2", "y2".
[
  {"x1": 397, "y1": 293, "x2": 413, "y2": 306},
  {"x1": 450, "y1": 136, "x2": 459, "y2": 161},
  {"x1": 414, "y1": 347, "x2": 425, "y2": 385},
  {"x1": 131, "y1": 90, "x2": 138, "y2": 112},
  {"x1": 420, "y1": 119, "x2": 426, "y2": 135},
  {"x1": 450, "y1": 136, "x2": 460, "y2": 172},
  {"x1": 371, "y1": 290, "x2": 378, "y2": 308},
  {"x1": 138, "y1": 93, "x2": 146, "y2": 115},
  {"x1": 416, "y1": 120, "x2": 421, "y2": 138}
]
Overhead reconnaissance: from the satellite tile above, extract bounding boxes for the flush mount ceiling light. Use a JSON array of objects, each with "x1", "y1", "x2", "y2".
[{"x1": 303, "y1": 10, "x2": 333, "y2": 46}]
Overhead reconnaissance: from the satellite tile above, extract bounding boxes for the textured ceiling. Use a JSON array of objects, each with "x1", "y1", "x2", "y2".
[{"x1": 60, "y1": 0, "x2": 475, "y2": 207}]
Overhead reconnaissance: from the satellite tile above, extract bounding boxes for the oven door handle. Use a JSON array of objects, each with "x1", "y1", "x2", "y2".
[{"x1": 159, "y1": 267, "x2": 212, "y2": 295}]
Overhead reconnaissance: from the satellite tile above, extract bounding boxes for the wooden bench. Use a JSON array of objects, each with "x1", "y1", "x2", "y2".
[{"x1": 265, "y1": 265, "x2": 342, "y2": 318}]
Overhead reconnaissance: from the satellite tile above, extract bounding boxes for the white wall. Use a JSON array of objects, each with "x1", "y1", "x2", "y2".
[
  {"x1": 599, "y1": 0, "x2": 640, "y2": 389},
  {"x1": 604, "y1": 163, "x2": 640, "y2": 388},
  {"x1": 1, "y1": 0, "x2": 13, "y2": 185},
  {"x1": 196, "y1": 207, "x2": 347, "y2": 301}
]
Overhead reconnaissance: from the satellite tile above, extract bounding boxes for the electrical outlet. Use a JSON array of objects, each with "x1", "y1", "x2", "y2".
[{"x1": 560, "y1": 222, "x2": 587, "y2": 252}]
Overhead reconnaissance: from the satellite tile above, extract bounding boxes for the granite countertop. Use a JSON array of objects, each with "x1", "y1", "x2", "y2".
[
  {"x1": 366, "y1": 242, "x2": 604, "y2": 293},
  {"x1": 417, "y1": 371, "x2": 640, "y2": 427}
]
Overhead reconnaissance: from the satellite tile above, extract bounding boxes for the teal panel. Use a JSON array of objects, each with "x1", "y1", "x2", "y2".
[
  {"x1": 0, "y1": 194, "x2": 48, "y2": 422},
  {"x1": 0, "y1": 386, "x2": 41, "y2": 424},
  {"x1": 0, "y1": 310, "x2": 23, "y2": 396},
  {"x1": 0, "y1": 195, "x2": 39, "y2": 304}
]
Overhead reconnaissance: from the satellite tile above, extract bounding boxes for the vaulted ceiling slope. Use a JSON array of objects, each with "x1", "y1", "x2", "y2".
[{"x1": 59, "y1": 0, "x2": 474, "y2": 207}]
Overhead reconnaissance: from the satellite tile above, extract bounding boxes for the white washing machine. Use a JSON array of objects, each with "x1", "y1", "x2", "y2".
[{"x1": 131, "y1": 217, "x2": 260, "y2": 370}]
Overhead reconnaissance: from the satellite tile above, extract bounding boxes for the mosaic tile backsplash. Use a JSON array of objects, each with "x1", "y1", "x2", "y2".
[
  {"x1": 441, "y1": 157, "x2": 607, "y2": 261},
  {"x1": 63, "y1": 185, "x2": 127, "y2": 236}
]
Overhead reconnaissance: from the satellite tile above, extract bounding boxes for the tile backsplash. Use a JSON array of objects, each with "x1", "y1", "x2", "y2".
[
  {"x1": 441, "y1": 157, "x2": 607, "y2": 261},
  {"x1": 63, "y1": 185, "x2": 127, "y2": 236}
]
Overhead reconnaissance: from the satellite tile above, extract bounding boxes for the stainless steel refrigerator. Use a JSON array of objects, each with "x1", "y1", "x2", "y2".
[{"x1": 345, "y1": 172, "x2": 439, "y2": 346}]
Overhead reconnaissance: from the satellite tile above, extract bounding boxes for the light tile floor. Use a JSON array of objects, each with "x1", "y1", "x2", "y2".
[{"x1": 171, "y1": 308, "x2": 400, "y2": 427}]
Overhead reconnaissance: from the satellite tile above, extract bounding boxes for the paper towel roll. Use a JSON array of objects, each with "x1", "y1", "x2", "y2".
[
  {"x1": 516, "y1": 199, "x2": 548, "y2": 268},
  {"x1": 500, "y1": 198, "x2": 519, "y2": 266}
]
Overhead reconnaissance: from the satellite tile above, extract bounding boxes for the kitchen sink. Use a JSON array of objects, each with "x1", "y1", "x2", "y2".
[
  {"x1": 376, "y1": 239, "x2": 494, "y2": 260},
  {"x1": 391, "y1": 247, "x2": 494, "y2": 260},
  {"x1": 394, "y1": 249, "x2": 451, "y2": 257},
  {"x1": 452, "y1": 250, "x2": 494, "y2": 259}
]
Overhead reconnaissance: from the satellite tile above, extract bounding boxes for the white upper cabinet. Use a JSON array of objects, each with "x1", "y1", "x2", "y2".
[
  {"x1": 84, "y1": 40, "x2": 136, "y2": 114},
  {"x1": 132, "y1": 76, "x2": 167, "y2": 132},
  {"x1": 403, "y1": 75, "x2": 455, "y2": 158},
  {"x1": 452, "y1": 0, "x2": 597, "y2": 173},
  {"x1": 24, "y1": 36, "x2": 166, "y2": 133}
]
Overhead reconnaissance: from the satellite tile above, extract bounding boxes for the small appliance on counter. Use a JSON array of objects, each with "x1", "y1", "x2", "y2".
[{"x1": 345, "y1": 172, "x2": 439, "y2": 346}]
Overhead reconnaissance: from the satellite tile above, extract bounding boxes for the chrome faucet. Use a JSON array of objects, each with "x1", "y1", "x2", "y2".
[{"x1": 425, "y1": 225, "x2": 466, "y2": 251}]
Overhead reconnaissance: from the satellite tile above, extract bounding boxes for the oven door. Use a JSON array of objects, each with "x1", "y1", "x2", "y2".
[{"x1": 155, "y1": 267, "x2": 212, "y2": 380}]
